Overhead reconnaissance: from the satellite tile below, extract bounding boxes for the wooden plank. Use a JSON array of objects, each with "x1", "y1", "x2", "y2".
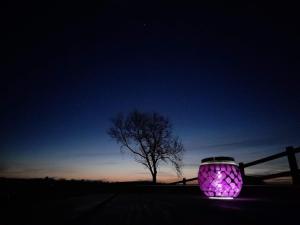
[
  {"x1": 185, "y1": 177, "x2": 197, "y2": 182},
  {"x1": 169, "y1": 181, "x2": 181, "y2": 185},
  {"x1": 243, "y1": 151, "x2": 287, "y2": 168},
  {"x1": 258, "y1": 171, "x2": 292, "y2": 180},
  {"x1": 286, "y1": 146, "x2": 300, "y2": 184},
  {"x1": 169, "y1": 177, "x2": 197, "y2": 184}
]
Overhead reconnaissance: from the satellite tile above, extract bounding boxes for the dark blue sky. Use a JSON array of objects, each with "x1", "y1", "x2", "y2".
[{"x1": 1, "y1": 1, "x2": 299, "y2": 181}]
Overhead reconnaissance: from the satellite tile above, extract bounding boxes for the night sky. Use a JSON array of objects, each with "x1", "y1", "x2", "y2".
[{"x1": 1, "y1": 1, "x2": 300, "y2": 182}]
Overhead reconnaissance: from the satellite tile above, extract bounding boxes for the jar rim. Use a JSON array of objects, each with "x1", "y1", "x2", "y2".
[{"x1": 201, "y1": 156, "x2": 235, "y2": 163}]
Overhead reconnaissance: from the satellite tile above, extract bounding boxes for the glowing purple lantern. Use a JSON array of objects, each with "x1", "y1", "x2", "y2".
[{"x1": 198, "y1": 157, "x2": 243, "y2": 199}]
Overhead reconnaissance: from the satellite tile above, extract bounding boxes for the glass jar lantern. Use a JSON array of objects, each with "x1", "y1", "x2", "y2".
[{"x1": 198, "y1": 157, "x2": 243, "y2": 199}]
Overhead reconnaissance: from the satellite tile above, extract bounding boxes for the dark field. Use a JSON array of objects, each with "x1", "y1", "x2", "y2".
[{"x1": 1, "y1": 179, "x2": 299, "y2": 225}]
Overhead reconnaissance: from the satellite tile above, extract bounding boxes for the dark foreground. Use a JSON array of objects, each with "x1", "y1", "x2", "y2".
[{"x1": 2, "y1": 185, "x2": 300, "y2": 225}]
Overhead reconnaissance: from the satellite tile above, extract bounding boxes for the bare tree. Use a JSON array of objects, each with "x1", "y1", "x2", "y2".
[{"x1": 108, "y1": 111, "x2": 184, "y2": 184}]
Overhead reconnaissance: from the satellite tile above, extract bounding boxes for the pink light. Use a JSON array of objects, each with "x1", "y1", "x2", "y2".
[{"x1": 198, "y1": 157, "x2": 243, "y2": 199}]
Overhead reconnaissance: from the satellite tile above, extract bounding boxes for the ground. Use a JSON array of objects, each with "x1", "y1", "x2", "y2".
[{"x1": 2, "y1": 185, "x2": 299, "y2": 225}]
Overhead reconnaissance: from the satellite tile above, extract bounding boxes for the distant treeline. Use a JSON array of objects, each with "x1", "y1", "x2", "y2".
[
  {"x1": 0, "y1": 177, "x2": 106, "y2": 202},
  {"x1": 0, "y1": 177, "x2": 167, "y2": 203}
]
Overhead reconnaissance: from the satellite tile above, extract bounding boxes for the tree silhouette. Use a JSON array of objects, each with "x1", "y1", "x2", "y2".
[{"x1": 108, "y1": 111, "x2": 185, "y2": 184}]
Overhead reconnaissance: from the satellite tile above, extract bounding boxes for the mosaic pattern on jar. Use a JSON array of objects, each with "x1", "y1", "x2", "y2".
[{"x1": 198, "y1": 163, "x2": 243, "y2": 198}]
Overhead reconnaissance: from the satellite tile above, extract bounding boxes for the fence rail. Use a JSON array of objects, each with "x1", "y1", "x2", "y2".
[
  {"x1": 258, "y1": 170, "x2": 299, "y2": 180},
  {"x1": 171, "y1": 146, "x2": 300, "y2": 185}
]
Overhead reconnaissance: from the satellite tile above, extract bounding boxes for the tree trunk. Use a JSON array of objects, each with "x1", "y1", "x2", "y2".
[{"x1": 152, "y1": 172, "x2": 157, "y2": 184}]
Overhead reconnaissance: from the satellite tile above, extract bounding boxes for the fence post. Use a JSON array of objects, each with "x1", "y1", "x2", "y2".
[
  {"x1": 239, "y1": 162, "x2": 245, "y2": 181},
  {"x1": 286, "y1": 146, "x2": 300, "y2": 185},
  {"x1": 182, "y1": 178, "x2": 186, "y2": 185}
]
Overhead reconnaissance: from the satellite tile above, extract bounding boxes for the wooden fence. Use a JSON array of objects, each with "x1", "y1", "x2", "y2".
[{"x1": 171, "y1": 146, "x2": 300, "y2": 185}]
